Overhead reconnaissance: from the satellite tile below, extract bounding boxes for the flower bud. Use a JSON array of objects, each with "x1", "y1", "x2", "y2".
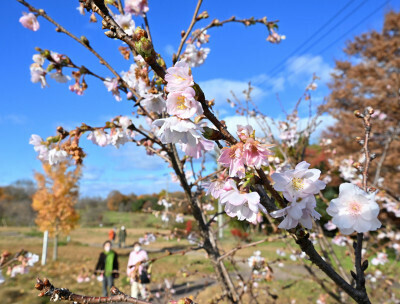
[
  {"x1": 202, "y1": 127, "x2": 224, "y2": 140},
  {"x1": 134, "y1": 27, "x2": 147, "y2": 40},
  {"x1": 105, "y1": 30, "x2": 117, "y2": 38},
  {"x1": 135, "y1": 37, "x2": 154, "y2": 58},
  {"x1": 46, "y1": 64, "x2": 55, "y2": 72},
  {"x1": 354, "y1": 110, "x2": 364, "y2": 118},
  {"x1": 80, "y1": 35, "x2": 90, "y2": 47},
  {"x1": 197, "y1": 11, "x2": 209, "y2": 20}
]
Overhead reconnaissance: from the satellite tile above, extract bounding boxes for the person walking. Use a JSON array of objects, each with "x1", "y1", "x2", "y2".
[
  {"x1": 108, "y1": 229, "x2": 115, "y2": 243},
  {"x1": 119, "y1": 226, "x2": 127, "y2": 248},
  {"x1": 95, "y1": 241, "x2": 119, "y2": 296},
  {"x1": 127, "y1": 242, "x2": 149, "y2": 300}
]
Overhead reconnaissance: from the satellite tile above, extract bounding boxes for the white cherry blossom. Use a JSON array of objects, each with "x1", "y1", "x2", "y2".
[{"x1": 326, "y1": 183, "x2": 381, "y2": 235}]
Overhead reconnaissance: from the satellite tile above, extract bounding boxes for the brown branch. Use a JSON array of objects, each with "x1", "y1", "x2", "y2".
[
  {"x1": 352, "y1": 108, "x2": 374, "y2": 301},
  {"x1": 35, "y1": 278, "x2": 151, "y2": 304},
  {"x1": 218, "y1": 235, "x2": 286, "y2": 262},
  {"x1": 173, "y1": 0, "x2": 203, "y2": 64},
  {"x1": 143, "y1": 14, "x2": 153, "y2": 42},
  {"x1": 17, "y1": 0, "x2": 143, "y2": 101}
]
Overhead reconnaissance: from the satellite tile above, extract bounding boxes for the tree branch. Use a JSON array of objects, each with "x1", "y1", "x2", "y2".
[{"x1": 35, "y1": 278, "x2": 151, "y2": 304}]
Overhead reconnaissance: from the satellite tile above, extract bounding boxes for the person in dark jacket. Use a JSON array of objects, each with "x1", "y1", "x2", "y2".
[
  {"x1": 118, "y1": 226, "x2": 127, "y2": 248},
  {"x1": 95, "y1": 241, "x2": 119, "y2": 296}
]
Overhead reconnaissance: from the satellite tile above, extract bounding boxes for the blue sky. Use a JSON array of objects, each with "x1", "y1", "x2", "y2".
[{"x1": 2, "y1": 0, "x2": 398, "y2": 197}]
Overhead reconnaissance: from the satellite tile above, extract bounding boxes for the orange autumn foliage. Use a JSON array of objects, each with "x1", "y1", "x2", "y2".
[{"x1": 32, "y1": 161, "x2": 81, "y2": 237}]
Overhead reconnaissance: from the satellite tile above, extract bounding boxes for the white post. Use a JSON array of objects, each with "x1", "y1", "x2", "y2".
[{"x1": 41, "y1": 230, "x2": 48, "y2": 266}]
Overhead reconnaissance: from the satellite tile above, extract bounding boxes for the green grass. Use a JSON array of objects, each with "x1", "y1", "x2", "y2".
[{"x1": 0, "y1": 213, "x2": 399, "y2": 304}]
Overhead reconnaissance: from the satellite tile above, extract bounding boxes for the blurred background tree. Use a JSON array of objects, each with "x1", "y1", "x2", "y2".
[
  {"x1": 32, "y1": 161, "x2": 81, "y2": 261},
  {"x1": 322, "y1": 11, "x2": 400, "y2": 197},
  {"x1": 0, "y1": 180, "x2": 36, "y2": 226}
]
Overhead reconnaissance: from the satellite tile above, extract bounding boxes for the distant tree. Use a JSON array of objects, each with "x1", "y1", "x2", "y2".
[
  {"x1": 0, "y1": 180, "x2": 36, "y2": 226},
  {"x1": 106, "y1": 190, "x2": 135, "y2": 211},
  {"x1": 32, "y1": 161, "x2": 81, "y2": 260},
  {"x1": 77, "y1": 196, "x2": 107, "y2": 227},
  {"x1": 322, "y1": 11, "x2": 400, "y2": 196}
]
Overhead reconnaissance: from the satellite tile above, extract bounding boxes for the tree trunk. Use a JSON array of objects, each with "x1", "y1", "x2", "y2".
[
  {"x1": 168, "y1": 145, "x2": 241, "y2": 303},
  {"x1": 53, "y1": 234, "x2": 58, "y2": 261}
]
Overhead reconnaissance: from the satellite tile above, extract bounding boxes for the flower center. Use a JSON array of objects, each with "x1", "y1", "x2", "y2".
[
  {"x1": 173, "y1": 74, "x2": 186, "y2": 81},
  {"x1": 348, "y1": 201, "x2": 362, "y2": 215},
  {"x1": 291, "y1": 177, "x2": 304, "y2": 191},
  {"x1": 177, "y1": 96, "x2": 187, "y2": 110}
]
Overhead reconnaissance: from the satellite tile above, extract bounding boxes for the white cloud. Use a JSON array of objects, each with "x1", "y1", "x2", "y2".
[
  {"x1": 108, "y1": 143, "x2": 168, "y2": 171},
  {"x1": 198, "y1": 78, "x2": 265, "y2": 107},
  {"x1": 80, "y1": 172, "x2": 181, "y2": 197},
  {"x1": 286, "y1": 55, "x2": 333, "y2": 84}
]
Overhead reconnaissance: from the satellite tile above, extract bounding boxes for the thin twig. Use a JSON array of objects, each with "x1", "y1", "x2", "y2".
[{"x1": 174, "y1": 0, "x2": 203, "y2": 64}]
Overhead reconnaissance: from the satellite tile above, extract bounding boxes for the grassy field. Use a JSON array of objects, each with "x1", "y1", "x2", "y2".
[{"x1": 0, "y1": 212, "x2": 398, "y2": 303}]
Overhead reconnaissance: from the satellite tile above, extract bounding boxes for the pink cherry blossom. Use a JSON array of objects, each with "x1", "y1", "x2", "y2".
[
  {"x1": 48, "y1": 148, "x2": 68, "y2": 165},
  {"x1": 218, "y1": 125, "x2": 273, "y2": 178},
  {"x1": 371, "y1": 252, "x2": 388, "y2": 266},
  {"x1": 141, "y1": 92, "x2": 166, "y2": 114},
  {"x1": 124, "y1": 0, "x2": 149, "y2": 16},
  {"x1": 243, "y1": 138, "x2": 274, "y2": 169},
  {"x1": 218, "y1": 143, "x2": 246, "y2": 178},
  {"x1": 237, "y1": 125, "x2": 254, "y2": 141},
  {"x1": 118, "y1": 116, "x2": 133, "y2": 130},
  {"x1": 180, "y1": 137, "x2": 214, "y2": 159},
  {"x1": 103, "y1": 78, "x2": 121, "y2": 101},
  {"x1": 165, "y1": 61, "x2": 194, "y2": 92},
  {"x1": 87, "y1": 130, "x2": 110, "y2": 147},
  {"x1": 326, "y1": 183, "x2": 381, "y2": 235},
  {"x1": 270, "y1": 196, "x2": 320, "y2": 230},
  {"x1": 219, "y1": 179, "x2": 266, "y2": 223},
  {"x1": 271, "y1": 161, "x2": 326, "y2": 202},
  {"x1": 115, "y1": 13, "x2": 135, "y2": 36},
  {"x1": 19, "y1": 12, "x2": 40, "y2": 31},
  {"x1": 153, "y1": 117, "x2": 201, "y2": 145},
  {"x1": 29, "y1": 134, "x2": 49, "y2": 161},
  {"x1": 69, "y1": 82, "x2": 84, "y2": 95},
  {"x1": 166, "y1": 87, "x2": 203, "y2": 119},
  {"x1": 324, "y1": 220, "x2": 337, "y2": 231},
  {"x1": 181, "y1": 44, "x2": 210, "y2": 67}
]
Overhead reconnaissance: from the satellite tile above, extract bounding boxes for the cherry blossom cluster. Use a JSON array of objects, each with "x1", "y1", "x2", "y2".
[
  {"x1": 270, "y1": 161, "x2": 326, "y2": 230},
  {"x1": 29, "y1": 115, "x2": 135, "y2": 166},
  {"x1": 181, "y1": 29, "x2": 211, "y2": 67},
  {"x1": 29, "y1": 51, "x2": 70, "y2": 89},
  {"x1": 121, "y1": 57, "x2": 167, "y2": 112},
  {"x1": 278, "y1": 112, "x2": 300, "y2": 148},
  {"x1": 206, "y1": 125, "x2": 275, "y2": 223},
  {"x1": 29, "y1": 134, "x2": 68, "y2": 165},
  {"x1": 266, "y1": 25, "x2": 285, "y2": 44},
  {"x1": 87, "y1": 116, "x2": 135, "y2": 148},
  {"x1": 152, "y1": 60, "x2": 214, "y2": 158}
]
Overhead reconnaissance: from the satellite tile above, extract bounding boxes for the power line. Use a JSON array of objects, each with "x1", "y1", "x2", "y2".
[
  {"x1": 268, "y1": 0, "x2": 357, "y2": 76},
  {"x1": 283, "y1": 0, "x2": 390, "y2": 78},
  {"x1": 316, "y1": 0, "x2": 390, "y2": 56}
]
